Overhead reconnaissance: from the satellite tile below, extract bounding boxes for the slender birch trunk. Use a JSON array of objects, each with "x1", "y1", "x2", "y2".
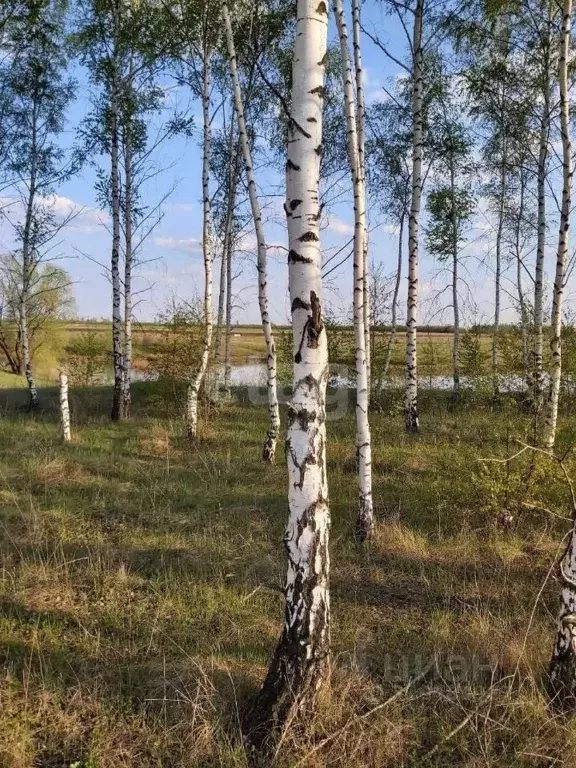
[
  {"x1": 245, "y1": 0, "x2": 330, "y2": 742},
  {"x1": 352, "y1": 0, "x2": 370, "y2": 391},
  {"x1": 222, "y1": 1, "x2": 281, "y2": 462},
  {"x1": 333, "y1": 0, "x2": 373, "y2": 541},
  {"x1": 224, "y1": 227, "x2": 234, "y2": 396},
  {"x1": 20, "y1": 93, "x2": 39, "y2": 410},
  {"x1": 110, "y1": 12, "x2": 124, "y2": 423},
  {"x1": 405, "y1": 0, "x2": 423, "y2": 433},
  {"x1": 492, "y1": 153, "x2": 506, "y2": 397},
  {"x1": 449, "y1": 161, "x2": 460, "y2": 399},
  {"x1": 59, "y1": 372, "x2": 71, "y2": 442},
  {"x1": 186, "y1": 48, "x2": 213, "y2": 440},
  {"x1": 122, "y1": 54, "x2": 134, "y2": 419},
  {"x1": 544, "y1": 2, "x2": 572, "y2": 452},
  {"x1": 515, "y1": 172, "x2": 529, "y2": 379},
  {"x1": 382, "y1": 213, "x2": 404, "y2": 381},
  {"x1": 532, "y1": 13, "x2": 552, "y2": 413},
  {"x1": 214, "y1": 115, "x2": 237, "y2": 369},
  {"x1": 20, "y1": 195, "x2": 39, "y2": 409}
]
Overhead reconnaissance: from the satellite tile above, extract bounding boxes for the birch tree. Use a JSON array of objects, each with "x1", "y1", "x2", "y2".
[
  {"x1": 0, "y1": 0, "x2": 76, "y2": 408},
  {"x1": 186, "y1": 36, "x2": 213, "y2": 439},
  {"x1": 529, "y1": 0, "x2": 554, "y2": 413},
  {"x1": 333, "y1": 0, "x2": 373, "y2": 540},
  {"x1": 246, "y1": 0, "x2": 330, "y2": 743},
  {"x1": 425, "y1": 77, "x2": 475, "y2": 399},
  {"x1": 544, "y1": 1, "x2": 572, "y2": 451},
  {"x1": 222, "y1": 0, "x2": 281, "y2": 462}
]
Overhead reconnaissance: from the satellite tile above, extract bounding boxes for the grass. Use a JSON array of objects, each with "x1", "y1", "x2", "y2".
[{"x1": 1, "y1": 382, "x2": 576, "y2": 765}]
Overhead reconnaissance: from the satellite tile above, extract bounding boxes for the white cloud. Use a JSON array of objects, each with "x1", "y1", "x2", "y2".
[
  {"x1": 153, "y1": 236, "x2": 203, "y2": 254},
  {"x1": 327, "y1": 216, "x2": 354, "y2": 236},
  {"x1": 0, "y1": 193, "x2": 109, "y2": 234}
]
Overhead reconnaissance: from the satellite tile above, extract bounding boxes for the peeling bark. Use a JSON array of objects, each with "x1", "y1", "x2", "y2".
[
  {"x1": 186, "y1": 48, "x2": 213, "y2": 440},
  {"x1": 333, "y1": 0, "x2": 374, "y2": 541},
  {"x1": 245, "y1": 0, "x2": 330, "y2": 745},
  {"x1": 405, "y1": 0, "x2": 423, "y2": 434},
  {"x1": 544, "y1": 0, "x2": 572, "y2": 452},
  {"x1": 223, "y1": 1, "x2": 280, "y2": 461}
]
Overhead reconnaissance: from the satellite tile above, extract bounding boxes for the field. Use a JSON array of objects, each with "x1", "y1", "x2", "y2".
[
  {"x1": 2, "y1": 373, "x2": 576, "y2": 766},
  {"x1": 35, "y1": 320, "x2": 522, "y2": 383}
]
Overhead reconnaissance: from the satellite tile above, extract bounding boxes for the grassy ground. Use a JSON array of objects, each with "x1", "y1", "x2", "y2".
[{"x1": 2, "y1": 380, "x2": 576, "y2": 766}]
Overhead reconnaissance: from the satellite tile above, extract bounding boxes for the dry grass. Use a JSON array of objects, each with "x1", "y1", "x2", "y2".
[{"x1": 0, "y1": 384, "x2": 576, "y2": 765}]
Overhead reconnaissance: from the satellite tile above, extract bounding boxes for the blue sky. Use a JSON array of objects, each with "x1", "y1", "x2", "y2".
[{"x1": 0, "y1": 2, "x2": 568, "y2": 327}]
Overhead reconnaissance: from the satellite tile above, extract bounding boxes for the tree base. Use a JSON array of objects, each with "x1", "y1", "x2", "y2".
[
  {"x1": 243, "y1": 632, "x2": 328, "y2": 752},
  {"x1": 355, "y1": 497, "x2": 374, "y2": 543},
  {"x1": 405, "y1": 403, "x2": 419, "y2": 434},
  {"x1": 549, "y1": 617, "x2": 576, "y2": 711},
  {"x1": 262, "y1": 435, "x2": 277, "y2": 463}
]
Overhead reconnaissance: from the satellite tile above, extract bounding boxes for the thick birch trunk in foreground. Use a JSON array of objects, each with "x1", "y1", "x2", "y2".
[
  {"x1": 405, "y1": 0, "x2": 423, "y2": 433},
  {"x1": 245, "y1": 0, "x2": 330, "y2": 744},
  {"x1": 333, "y1": 0, "x2": 374, "y2": 541},
  {"x1": 110, "y1": 30, "x2": 124, "y2": 423},
  {"x1": 532, "y1": 22, "x2": 552, "y2": 414},
  {"x1": 352, "y1": 0, "x2": 370, "y2": 392},
  {"x1": 222, "y1": 2, "x2": 281, "y2": 462},
  {"x1": 544, "y1": 2, "x2": 572, "y2": 452},
  {"x1": 186, "y1": 51, "x2": 213, "y2": 440},
  {"x1": 59, "y1": 372, "x2": 71, "y2": 442}
]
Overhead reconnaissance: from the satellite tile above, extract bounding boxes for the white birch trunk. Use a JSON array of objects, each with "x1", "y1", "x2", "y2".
[
  {"x1": 20, "y1": 91, "x2": 39, "y2": 410},
  {"x1": 381, "y1": 213, "x2": 404, "y2": 382},
  {"x1": 405, "y1": 0, "x2": 423, "y2": 433},
  {"x1": 222, "y1": 2, "x2": 281, "y2": 461},
  {"x1": 544, "y1": 1, "x2": 572, "y2": 451},
  {"x1": 352, "y1": 0, "x2": 370, "y2": 391},
  {"x1": 246, "y1": 0, "x2": 330, "y2": 742},
  {"x1": 214, "y1": 115, "x2": 236, "y2": 370},
  {"x1": 59, "y1": 372, "x2": 71, "y2": 442},
  {"x1": 110, "y1": 6, "x2": 124, "y2": 422},
  {"x1": 333, "y1": 0, "x2": 373, "y2": 541},
  {"x1": 492, "y1": 148, "x2": 507, "y2": 397},
  {"x1": 186, "y1": 49, "x2": 213, "y2": 440},
  {"x1": 532, "y1": 15, "x2": 552, "y2": 414},
  {"x1": 122, "y1": 53, "x2": 134, "y2": 419},
  {"x1": 449, "y1": 160, "x2": 460, "y2": 399},
  {"x1": 224, "y1": 222, "x2": 234, "y2": 396}
]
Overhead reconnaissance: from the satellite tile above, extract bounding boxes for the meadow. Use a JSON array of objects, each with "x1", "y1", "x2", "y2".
[{"x1": 1, "y1": 370, "x2": 576, "y2": 766}]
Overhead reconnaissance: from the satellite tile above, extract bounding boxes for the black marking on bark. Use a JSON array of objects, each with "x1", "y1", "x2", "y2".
[
  {"x1": 309, "y1": 86, "x2": 325, "y2": 98},
  {"x1": 316, "y1": 1, "x2": 327, "y2": 14},
  {"x1": 315, "y1": 144, "x2": 323, "y2": 156},
  {"x1": 290, "y1": 199, "x2": 303, "y2": 211},
  {"x1": 299, "y1": 231, "x2": 319, "y2": 242},
  {"x1": 287, "y1": 159, "x2": 301, "y2": 172},
  {"x1": 292, "y1": 297, "x2": 310, "y2": 312},
  {"x1": 288, "y1": 249, "x2": 312, "y2": 264}
]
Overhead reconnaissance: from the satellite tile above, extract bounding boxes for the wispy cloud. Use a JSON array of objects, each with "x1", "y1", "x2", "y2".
[{"x1": 153, "y1": 236, "x2": 202, "y2": 254}]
